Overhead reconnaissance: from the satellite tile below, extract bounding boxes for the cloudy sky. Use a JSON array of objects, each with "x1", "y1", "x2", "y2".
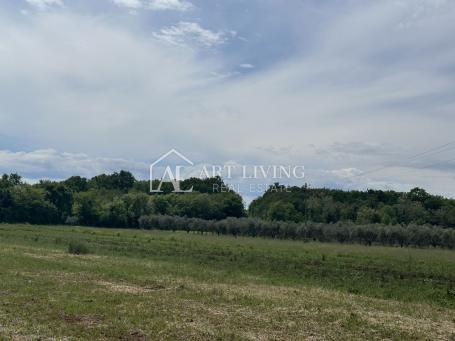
[{"x1": 1, "y1": 0, "x2": 455, "y2": 201}]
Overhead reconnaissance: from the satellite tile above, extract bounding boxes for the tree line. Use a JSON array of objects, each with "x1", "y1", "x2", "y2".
[
  {"x1": 0, "y1": 172, "x2": 245, "y2": 226},
  {"x1": 138, "y1": 215, "x2": 455, "y2": 248},
  {"x1": 249, "y1": 184, "x2": 455, "y2": 227},
  {"x1": 2, "y1": 172, "x2": 455, "y2": 247}
]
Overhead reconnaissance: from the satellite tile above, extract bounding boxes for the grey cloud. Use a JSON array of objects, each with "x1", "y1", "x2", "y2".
[
  {"x1": 1, "y1": 0, "x2": 455, "y2": 199},
  {"x1": 0, "y1": 149, "x2": 149, "y2": 180}
]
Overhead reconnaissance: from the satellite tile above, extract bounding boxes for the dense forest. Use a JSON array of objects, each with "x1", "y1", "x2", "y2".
[
  {"x1": 1, "y1": 172, "x2": 455, "y2": 236},
  {"x1": 249, "y1": 184, "x2": 455, "y2": 227},
  {"x1": 0, "y1": 172, "x2": 245, "y2": 227}
]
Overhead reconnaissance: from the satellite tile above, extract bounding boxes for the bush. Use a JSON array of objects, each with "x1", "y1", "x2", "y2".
[
  {"x1": 68, "y1": 241, "x2": 90, "y2": 255},
  {"x1": 137, "y1": 214, "x2": 455, "y2": 249},
  {"x1": 65, "y1": 216, "x2": 79, "y2": 225}
]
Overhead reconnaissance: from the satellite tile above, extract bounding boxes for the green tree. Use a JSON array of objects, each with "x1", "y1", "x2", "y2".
[
  {"x1": 267, "y1": 201, "x2": 301, "y2": 222},
  {"x1": 72, "y1": 191, "x2": 102, "y2": 226},
  {"x1": 64, "y1": 176, "x2": 88, "y2": 192},
  {"x1": 37, "y1": 181, "x2": 73, "y2": 220},
  {"x1": 357, "y1": 207, "x2": 381, "y2": 224},
  {"x1": 10, "y1": 186, "x2": 58, "y2": 224}
]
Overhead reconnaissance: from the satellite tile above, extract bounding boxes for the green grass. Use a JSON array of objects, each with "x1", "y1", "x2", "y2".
[{"x1": 0, "y1": 224, "x2": 454, "y2": 340}]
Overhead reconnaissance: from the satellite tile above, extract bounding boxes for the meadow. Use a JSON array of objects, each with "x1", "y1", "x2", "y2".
[{"x1": 0, "y1": 224, "x2": 455, "y2": 340}]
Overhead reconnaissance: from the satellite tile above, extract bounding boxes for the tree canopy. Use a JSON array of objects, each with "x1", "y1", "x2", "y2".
[
  {"x1": 249, "y1": 184, "x2": 455, "y2": 227},
  {"x1": 0, "y1": 172, "x2": 245, "y2": 227}
]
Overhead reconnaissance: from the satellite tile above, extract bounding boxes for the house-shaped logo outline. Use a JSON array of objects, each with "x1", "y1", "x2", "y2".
[{"x1": 150, "y1": 149, "x2": 194, "y2": 192}]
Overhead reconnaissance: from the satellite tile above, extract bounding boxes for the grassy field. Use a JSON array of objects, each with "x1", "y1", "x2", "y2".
[{"x1": 0, "y1": 224, "x2": 455, "y2": 340}]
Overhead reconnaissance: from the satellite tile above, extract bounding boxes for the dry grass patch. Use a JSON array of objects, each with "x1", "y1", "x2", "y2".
[
  {"x1": 96, "y1": 280, "x2": 181, "y2": 295},
  {"x1": 178, "y1": 280, "x2": 455, "y2": 340},
  {"x1": 62, "y1": 314, "x2": 104, "y2": 328}
]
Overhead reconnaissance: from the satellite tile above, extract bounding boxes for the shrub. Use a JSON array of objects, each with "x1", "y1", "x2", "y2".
[
  {"x1": 136, "y1": 214, "x2": 455, "y2": 249},
  {"x1": 68, "y1": 240, "x2": 90, "y2": 255},
  {"x1": 65, "y1": 216, "x2": 79, "y2": 225}
]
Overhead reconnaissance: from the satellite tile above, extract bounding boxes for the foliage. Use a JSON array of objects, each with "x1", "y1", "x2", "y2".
[
  {"x1": 89, "y1": 170, "x2": 135, "y2": 191},
  {"x1": 0, "y1": 172, "x2": 244, "y2": 227},
  {"x1": 2, "y1": 172, "x2": 455, "y2": 234},
  {"x1": 249, "y1": 184, "x2": 455, "y2": 227},
  {"x1": 138, "y1": 214, "x2": 455, "y2": 248},
  {"x1": 67, "y1": 240, "x2": 90, "y2": 255},
  {"x1": 0, "y1": 174, "x2": 59, "y2": 224},
  {"x1": 63, "y1": 176, "x2": 88, "y2": 192}
]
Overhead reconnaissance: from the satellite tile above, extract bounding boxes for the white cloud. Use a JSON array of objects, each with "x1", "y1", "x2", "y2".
[
  {"x1": 0, "y1": 149, "x2": 148, "y2": 179},
  {"x1": 2, "y1": 1, "x2": 455, "y2": 198},
  {"x1": 111, "y1": 0, "x2": 142, "y2": 10},
  {"x1": 154, "y1": 22, "x2": 231, "y2": 47},
  {"x1": 239, "y1": 63, "x2": 254, "y2": 69},
  {"x1": 147, "y1": 0, "x2": 192, "y2": 11},
  {"x1": 0, "y1": 11, "x2": 216, "y2": 160},
  {"x1": 25, "y1": 0, "x2": 63, "y2": 10},
  {"x1": 111, "y1": 0, "x2": 192, "y2": 11}
]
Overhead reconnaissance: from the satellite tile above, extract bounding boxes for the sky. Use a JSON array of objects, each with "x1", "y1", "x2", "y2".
[{"x1": 0, "y1": 0, "x2": 455, "y2": 202}]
